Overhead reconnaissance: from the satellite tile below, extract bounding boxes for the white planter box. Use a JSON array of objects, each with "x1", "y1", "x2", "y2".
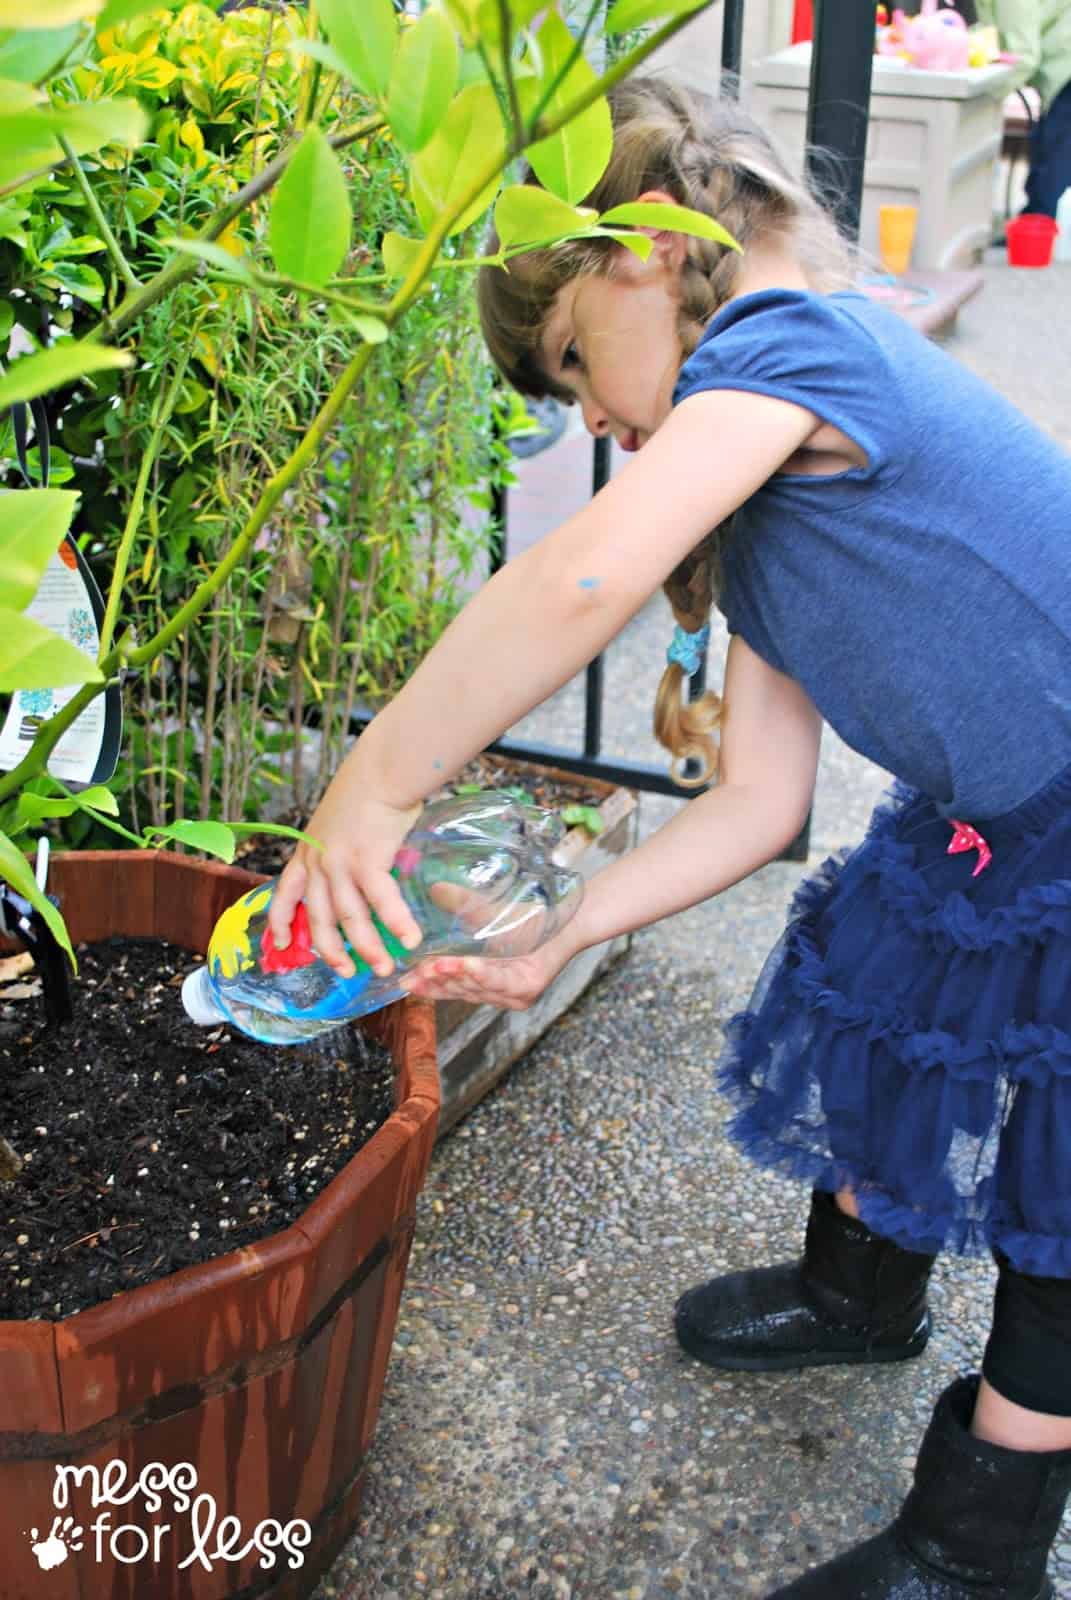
[{"x1": 751, "y1": 43, "x2": 1014, "y2": 270}]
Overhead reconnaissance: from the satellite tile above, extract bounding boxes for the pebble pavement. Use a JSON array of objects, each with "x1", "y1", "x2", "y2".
[{"x1": 313, "y1": 249, "x2": 1071, "y2": 1600}]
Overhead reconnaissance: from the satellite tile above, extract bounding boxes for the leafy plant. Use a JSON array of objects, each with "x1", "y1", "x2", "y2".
[
  {"x1": 560, "y1": 802, "x2": 604, "y2": 836},
  {"x1": 0, "y1": 0, "x2": 720, "y2": 968},
  {"x1": 3, "y1": 5, "x2": 530, "y2": 839}
]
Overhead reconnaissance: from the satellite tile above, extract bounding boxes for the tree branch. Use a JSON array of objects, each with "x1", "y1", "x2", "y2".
[
  {"x1": 495, "y1": 0, "x2": 523, "y2": 141},
  {"x1": 57, "y1": 135, "x2": 141, "y2": 293},
  {"x1": 97, "y1": 337, "x2": 194, "y2": 658}
]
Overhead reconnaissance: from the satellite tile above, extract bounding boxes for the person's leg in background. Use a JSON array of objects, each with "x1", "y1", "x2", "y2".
[{"x1": 1024, "y1": 78, "x2": 1071, "y2": 215}]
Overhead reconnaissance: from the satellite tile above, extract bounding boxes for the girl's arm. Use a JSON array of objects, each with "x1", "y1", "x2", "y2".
[
  {"x1": 404, "y1": 635, "x2": 822, "y2": 1010},
  {"x1": 269, "y1": 388, "x2": 820, "y2": 971}
]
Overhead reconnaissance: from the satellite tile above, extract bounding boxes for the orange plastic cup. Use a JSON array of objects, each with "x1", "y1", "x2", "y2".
[{"x1": 879, "y1": 204, "x2": 917, "y2": 276}]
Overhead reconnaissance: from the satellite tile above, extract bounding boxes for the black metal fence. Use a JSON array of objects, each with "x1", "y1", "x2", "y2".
[{"x1": 481, "y1": 0, "x2": 876, "y2": 847}]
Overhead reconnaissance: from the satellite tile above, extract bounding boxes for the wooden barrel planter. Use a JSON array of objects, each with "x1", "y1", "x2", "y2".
[{"x1": 0, "y1": 851, "x2": 439, "y2": 1600}]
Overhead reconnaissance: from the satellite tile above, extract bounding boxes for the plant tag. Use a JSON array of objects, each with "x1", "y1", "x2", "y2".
[{"x1": 0, "y1": 535, "x2": 122, "y2": 786}]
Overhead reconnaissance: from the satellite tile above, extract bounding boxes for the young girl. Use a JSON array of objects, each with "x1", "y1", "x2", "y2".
[{"x1": 269, "y1": 77, "x2": 1071, "y2": 1599}]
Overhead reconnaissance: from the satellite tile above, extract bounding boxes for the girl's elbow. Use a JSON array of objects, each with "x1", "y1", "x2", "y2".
[{"x1": 748, "y1": 783, "x2": 815, "y2": 863}]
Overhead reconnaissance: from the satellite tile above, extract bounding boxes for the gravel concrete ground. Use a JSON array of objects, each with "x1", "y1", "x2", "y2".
[{"x1": 314, "y1": 247, "x2": 1071, "y2": 1600}]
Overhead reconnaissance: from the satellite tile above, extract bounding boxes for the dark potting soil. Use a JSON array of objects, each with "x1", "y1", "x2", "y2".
[
  {"x1": 0, "y1": 937, "x2": 396, "y2": 1323},
  {"x1": 236, "y1": 753, "x2": 608, "y2": 876}
]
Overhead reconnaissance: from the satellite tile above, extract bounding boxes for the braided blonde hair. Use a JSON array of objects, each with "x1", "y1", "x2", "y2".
[{"x1": 477, "y1": 75, "x2": 854, "y2": 786}]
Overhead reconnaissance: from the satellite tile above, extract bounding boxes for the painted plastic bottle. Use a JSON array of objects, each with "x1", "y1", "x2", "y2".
[{"x1": 181, "y1": 791, "x2": 584, "y2": 1044}]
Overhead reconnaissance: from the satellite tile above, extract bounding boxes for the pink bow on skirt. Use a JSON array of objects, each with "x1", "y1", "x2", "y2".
[{"x1": 947, "y1": 819, "x2": 992, "y2": 877}]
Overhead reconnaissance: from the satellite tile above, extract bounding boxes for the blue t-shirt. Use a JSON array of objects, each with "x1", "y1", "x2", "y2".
[{"x1": 672, "y1": 288, "x2": 1071, "y2": 820}]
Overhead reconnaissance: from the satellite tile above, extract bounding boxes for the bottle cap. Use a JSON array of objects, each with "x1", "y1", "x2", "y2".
[{"x1": 182, "y1": 967, "x2": 226, "y2": 1026}]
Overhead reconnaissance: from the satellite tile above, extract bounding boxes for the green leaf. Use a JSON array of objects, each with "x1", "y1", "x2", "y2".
[
  {"x1": 43, "y1": 258, "x2": 105, "y2": 303},
  {"x1": 441, "y1": 0, "x2": 479, "y2": 44},
  {"x1": 44, "y1": 233, "x2": 106, "y2": 257},
  {"x1": 0, "y1": 200, "x2": 28, "y2": 244},
  {"x1": 43, "y1": 96, "x2": 147, "y2": 157},
  {"x1": 473, "y1": 0, "x2": 546, "y2": 43},
  {"x1": 269, "y1": 125, "x2": 350, "y2": 288},
  {"x1": 0, "y1": 828, "x2": 75, "y2": 971},
  {"x1": 174, "y1": 376, "x2": 208, "y2": 413},
  {"x1": 0, "y1": 300, "x2": 13, "y2": 340},
  {"x1": 0, "y1": 24, "x2": 84, "y2": 82},
  {"x1": 0, "y1": 341, "x2": 131, "y2": 406},
  {"x1": 411, "y1": 81, "x2": 502, "y2": 238},
  {"x1": 71, "y1": 782, "x2": 117, "y2": 814},
  {"x1": 353, "y1": 314, "x2": 389, "y2": 344},
  {"x1": 494, "y1": 184, "x2": 596, "y2": 251},
  {"x1": 0, "y1": 111, "x2": 58, "y2": 187},
  {"x1": 0, "y1": 0, "x2": 98, "y2": 23},
  {"x1": 604, "y1": 0, "x2": 708, "y2": 32},
  {"x1": 0, "y1": 81, "x2": 42, "y2": 113},
  {"x1": 591, "y1": 226, "x2": 652, "y2": 260},
  {"x1": 456, "y1": 43, "x2": 489, "y2": 90},
  {"x1": 318, "y1": 0, "x2": 397, "y2": 101},
  {"x1": 144, "y1": 819, "x2": 236, "y2": 861},
  {"x1": 442, "y1": 0, "x2": 545, "y2": 46},
  {"x1": 124, "y1": 184, "x2": 162, "y2": 223},
  {"x1": 525, "y1": 11, "x2": 611, "y2": 205},
  {"x1": 0, "y1": 608, "x2": 104, "y2": 690},
  {"x1": 599, "y1": 200, "x2": 740, "y2": 251},
  {"x1": 163, "y1": 236, "x2": 255, "y2": 282},
  {"x1": 288, "y1": 36, "x2": 349, "y2": 77},
  {"x1": 0, "y1": 486, "x2": 78, "y2": 610},
  {"x1": 381, "y1": 229, "x2": 427, "y2": 279},
  {"x1": 387, "y1": 8, "x2": 458, "y2": 153},
  {"x1": 15, "y1": 793, "x2": 78, "y2": 823},
  {"x1": 21, "y1": 444, "x2": 74, "y2": 484},
  {"x1": 561, "y1": 802, "x2": 604, "y2": 836},
  {"x1": 224, "y1": 821, "x2": 324, "y2": 850},
  {"x1": 0, "y1": 94, "x2": 145, "y2": 188},
  {"x1": 95, "y1": 0, "x2": 184, "y2": 26}
]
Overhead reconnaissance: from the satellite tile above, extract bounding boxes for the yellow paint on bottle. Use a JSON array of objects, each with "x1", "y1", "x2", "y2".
[{"x1": 207, "y1": 883, "x2": 273, "y2": 979}]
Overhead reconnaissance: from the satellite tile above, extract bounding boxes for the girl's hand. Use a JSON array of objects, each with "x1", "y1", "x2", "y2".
[
  {"x1": 401, "y1": 935, "x2": 575, "y2": 1013},
  {"x1": 267, "y1": 790, "x2": 423, "y2": 978}
]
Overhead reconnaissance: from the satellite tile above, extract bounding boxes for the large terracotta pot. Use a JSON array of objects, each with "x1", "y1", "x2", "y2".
[{"x1": 0, "y1": 851, "x2": 439, "y2": 1600}]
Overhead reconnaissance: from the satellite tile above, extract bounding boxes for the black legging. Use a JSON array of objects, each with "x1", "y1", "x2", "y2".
[{"x1": 983, "y1": 1251, "x2": 1071, "y2": 1416}]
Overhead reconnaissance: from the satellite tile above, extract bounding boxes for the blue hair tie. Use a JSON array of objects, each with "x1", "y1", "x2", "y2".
[{"x1": 667, "y1": 622, "x2": 710, "y2": 676}]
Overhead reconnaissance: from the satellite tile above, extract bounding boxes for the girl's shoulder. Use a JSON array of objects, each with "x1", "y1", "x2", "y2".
[
  {"x1": 672, "y1": 287, "x2": 918, "y2": 483},
  {"x1": 674, "y1": 286, "x2": 904, "y2": 405}
]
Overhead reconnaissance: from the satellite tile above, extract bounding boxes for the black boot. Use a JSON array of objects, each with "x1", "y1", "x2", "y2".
[
  {"x1": 769, "y1": 1374, "x2": 1071, "y2": 1597},
  {"x1": 674, "y1": 1190, "x2": 935, "y2": 1371}
]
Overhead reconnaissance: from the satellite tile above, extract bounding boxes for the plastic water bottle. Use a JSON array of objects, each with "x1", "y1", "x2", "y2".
[{"x1": 181, "y1": 791, "x2": 584, "y2": 1044}]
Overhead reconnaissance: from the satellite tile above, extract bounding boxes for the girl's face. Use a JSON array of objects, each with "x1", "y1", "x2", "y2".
[{"x1": 539, "y1": 237, "x2": 686, "y2": 453}]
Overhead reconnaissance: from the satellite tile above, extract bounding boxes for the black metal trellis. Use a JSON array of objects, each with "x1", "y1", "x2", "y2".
[{"x1": 480, "y1": 0, "x2": 873, "y2": 853}]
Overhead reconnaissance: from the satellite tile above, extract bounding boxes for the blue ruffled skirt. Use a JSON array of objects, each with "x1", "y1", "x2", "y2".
[{"x1": 719, "y1": 763, "x2": 1071, "y2": 1278}]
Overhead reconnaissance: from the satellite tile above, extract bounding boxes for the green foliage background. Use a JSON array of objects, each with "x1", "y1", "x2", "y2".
[{"x1": 1, "y1": 3, "x2": 515, "y2": 840}]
